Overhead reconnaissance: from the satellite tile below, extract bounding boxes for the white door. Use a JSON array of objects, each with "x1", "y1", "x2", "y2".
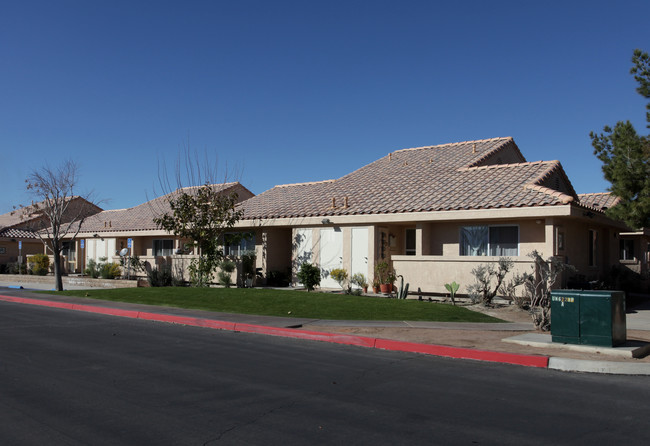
[
  {"x1": 351, "y1": 228, "x2": 368, "y2": 288},
  {"x1": 319, "y1": 228, "x2": 343, "y2": 289},
  {"x1": 295, "y1": 229, "x2": 313, "y2": 285}
]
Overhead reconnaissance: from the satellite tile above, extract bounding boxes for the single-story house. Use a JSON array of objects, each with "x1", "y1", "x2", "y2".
[
  {"x1": 60, "y1": 183, "x2": 254, "y2": 279},
  {"x1": 47, "y1": 137, "x2": 643, "y2": 294},
  {"x1": 0, "y1": 197, "x2": 102, "y2": 272},
  {"x1": 235, "y1": 137, "x2": 633, "y2": 293}
]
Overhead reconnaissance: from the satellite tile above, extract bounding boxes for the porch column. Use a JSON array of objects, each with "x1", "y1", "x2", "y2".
[
  {"x1": 416, "y1": 223, "x2": 430, "y2": 256},
  {"x1": 544, "y1": 218, "x2": 555, "y2": 258},
  {"x1": 367, "y1": 225, "x2": 376, "y2": 280}
]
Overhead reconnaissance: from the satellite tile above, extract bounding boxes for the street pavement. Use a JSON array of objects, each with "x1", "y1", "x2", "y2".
[{"x1": 0, "y1": 279, "x2": 649, "y2": 375}]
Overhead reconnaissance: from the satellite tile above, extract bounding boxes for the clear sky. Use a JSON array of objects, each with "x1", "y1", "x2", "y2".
[{"x1": 2, "y1": 0, "x2": 649, "y2": 215}]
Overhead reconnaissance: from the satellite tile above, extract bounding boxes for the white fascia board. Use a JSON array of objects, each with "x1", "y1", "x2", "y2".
[{"x1": 235, "y1": 205, "x2": 574, "y2": 228}]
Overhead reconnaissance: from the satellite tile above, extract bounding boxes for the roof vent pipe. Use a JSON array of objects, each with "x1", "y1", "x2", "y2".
[
  {"x1": 472, "y1": 143, "x2": 477, "y2": 153},
  {"x1": 331, "y1": 197, "x2": 336, "y2": 208},
  {"x1": 343, "y1": 196, "x2": 349, "y2": 208},
  {"x1": 389, "y1": 153, "x2": 392, "y2": 161}
]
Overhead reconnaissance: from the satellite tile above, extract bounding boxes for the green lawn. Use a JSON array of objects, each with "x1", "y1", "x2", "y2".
[{"x1": 44, "y1": 287, "x2": 503, "y2": 323}]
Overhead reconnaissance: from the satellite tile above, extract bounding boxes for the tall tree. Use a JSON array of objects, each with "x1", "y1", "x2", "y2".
[
  {"x1": 590, "y1": 49, "x2": 650, "y2": 229},
  {"x1": 20, "y1": 160, "x2": 100, "y2": 291}
]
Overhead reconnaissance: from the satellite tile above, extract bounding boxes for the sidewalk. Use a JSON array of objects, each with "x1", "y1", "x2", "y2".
[{"x1": 1, "y1": 284, "x2": 649, "y2": 375}]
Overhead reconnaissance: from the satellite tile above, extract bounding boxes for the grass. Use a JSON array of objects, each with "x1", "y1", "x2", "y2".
[{"x1": 43, "y1": 287, "x2": 503, "y2": 323}]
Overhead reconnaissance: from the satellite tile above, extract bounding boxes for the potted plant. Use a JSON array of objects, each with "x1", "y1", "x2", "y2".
[
  {"x1": 375, "y1": 261, "x2": 395, "y2": 293},
  {"x1": 372, "y1": 276, "x2": 380, "y2": 294},
  {"x1": 351, "y1": 273, "x2": 368, "y2": 294}
]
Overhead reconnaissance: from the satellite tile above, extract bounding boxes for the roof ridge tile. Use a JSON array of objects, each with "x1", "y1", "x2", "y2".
[{"x1": 394, "y1": 136, "x2": 513, "y2": 153}]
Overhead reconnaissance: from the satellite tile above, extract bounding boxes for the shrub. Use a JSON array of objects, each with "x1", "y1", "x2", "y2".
[
  {"x1": 100, "y1": 262, "x2": 122, "y2": 279},
  {"x1": 147, "y1": 267, "x2": 174, "y2": 287},
  {"x1": 297, "y1": 262, "x2": 321, "y2": 292},
  {"x1": 28, "y1": 254, "x2": 50, "y2": 276},
  {"x1": 467, "y1": 258, "x2": 514, "y2": 306},
  {"x1": 351, "y1": 273, "x2": 368, "y2": 289},
  {"x1": 7, "y1": 262, "x2": 27, "y2": 274},
  {"x1": 85, "y1": 259, "x2": 100, "y2": 278},
  {"x1": 218, "y1": 260, "x2": 236, "y2": 287},
  {"x1": 329, "y1": 268, "x2": 349, "y2": 291}
]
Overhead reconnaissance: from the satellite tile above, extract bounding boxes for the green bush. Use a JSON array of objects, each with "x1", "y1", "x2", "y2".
[
  {"x1": 147, "y1": 267, "x2": 174, "y2": 287},
  {"x1": 28, "y1": 254, "x2": 50, "y2": 276},
  {"x1": 329, "y1": 268, "x2": 349, "y2": 290},
  {"x1": 297, "y1": 262, "x2": 321, "y2": 292},
  {"x1": 101, "y1": 262, "x2": 122, "y2": 279},
  {"x1": 218, "y1": 260, "x2": 236, "y2": 287},
  {"x1": 85, "y1": 259, "x2": 101, "y2": 278},
  {"x1": 351, "y1": 273, "x2": 368, "y2": 289}
]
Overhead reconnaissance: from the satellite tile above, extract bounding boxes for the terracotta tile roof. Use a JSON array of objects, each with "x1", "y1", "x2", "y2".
[
  {"x1": 241, "y1": 137, "x2": 583, "y2": 220},
  {"x1": 77, "y1": 182, "x2": 253, "y2": 233},
  {"x1": 0, "y1": 227, "x2": 39, "y2": 239},
  {"x1": 578, "y1": 192, "x2": 621, "y2": 211}
]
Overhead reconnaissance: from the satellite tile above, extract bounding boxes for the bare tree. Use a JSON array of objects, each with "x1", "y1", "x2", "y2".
[{"x1": 20, "y1": 160, "x2": 100, "y2": 291}]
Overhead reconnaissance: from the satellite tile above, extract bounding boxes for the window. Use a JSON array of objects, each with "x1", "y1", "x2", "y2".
[
  {"x1": 224, "y1": 233, "x2": 255, "y2": 257},
  {"x1": 0, "y1": 247, "x2": 5, "y2": 254},
  {"x1": 588, "y1": 230, "x2": 598, "y2": 267},
  {"x1": 620, "y1": 239, "x2": 635, "y2": 261},
  {"x1": 405, "y1": 229, "x2": 416, "y2": 255},
  {"x1": 62, "y1": 241, "x2": 76, "y2": 261},
  {"x1": 153, "y1": 239, "x2": 174, "y2": 256},
  {"x1": 460, "y1": 225, "x2": 518, "y2": 256}
]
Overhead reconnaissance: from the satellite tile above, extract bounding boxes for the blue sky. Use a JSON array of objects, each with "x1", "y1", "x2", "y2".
[{"x1": 2, "y1": 0, "x2": 649, "y2": 214}]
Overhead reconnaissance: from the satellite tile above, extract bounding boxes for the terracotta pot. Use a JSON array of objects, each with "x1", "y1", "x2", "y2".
[
  {"x1": 380, "y1": 283, "x2": 392, "y2": 293},
  {"x1": 362, "y1": 286, "x2": 368, "y2": 294},
  {"x1": 372, "y1": 286, "x2": 380, "y2": 294}
]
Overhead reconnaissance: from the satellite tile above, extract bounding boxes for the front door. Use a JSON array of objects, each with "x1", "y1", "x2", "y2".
[
  {"x1": 351, "y1": 228, "x2": 368, "y2": 288},
  {"x1": 319, "y1": 228, "x2": 343, "y2": 289}
]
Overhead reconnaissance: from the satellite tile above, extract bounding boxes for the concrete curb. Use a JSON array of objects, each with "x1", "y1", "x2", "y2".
[
  {"x1": 548, "y1": 357, "x2": 650, "y2": 375},
  {"x1": 4, "y1": 294, "x2": 649, "y2": 374}
]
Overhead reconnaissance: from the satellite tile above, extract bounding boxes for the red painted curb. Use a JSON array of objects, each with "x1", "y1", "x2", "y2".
[
  {"x1": 72, "y1": 304, "x2": 141, "y2": 319},
  {"x1": 375, "y1": 338, "x2": 549, "y2": 368},
  {"x1": 233, "y1": 322, "x2": 378, "y2": 348},
  {"x1": 0, "y1": 294, "x2": 549, "y2": 368},
  {"x1": 0, "y1": 295, "x2": 76, "y2": 310}
]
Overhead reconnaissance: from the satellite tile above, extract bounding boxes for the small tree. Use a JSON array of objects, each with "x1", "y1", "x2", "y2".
[
  {"x1": 19, "y1": 160, "x2": 100, "y2": 291},
  {"x1": 297, "y1": 262, "x2": 321, "y2": 292},
  {"x1": 154, "y1": 184, "x2": 242, "y2": 287}
]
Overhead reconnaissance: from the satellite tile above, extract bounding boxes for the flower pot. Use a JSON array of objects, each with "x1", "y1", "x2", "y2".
[
  {"x1": 372, "y1": 286, "x2": 380, "y2": 294},
  {"x1": 380, "y1": 283, "x2": 392, "y2": 293},
  {"x1": 362, "y1": 286, "x2": 368, "y2": 294}
]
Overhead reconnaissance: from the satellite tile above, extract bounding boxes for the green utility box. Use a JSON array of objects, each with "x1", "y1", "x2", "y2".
[{"x1": 551, "y1": 290, "x2": 626, "y2": 347}]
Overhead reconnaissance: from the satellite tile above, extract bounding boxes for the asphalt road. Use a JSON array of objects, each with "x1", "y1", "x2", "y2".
[{"x1": 0, "y1": 301, "x2": 648, "y2": 445}]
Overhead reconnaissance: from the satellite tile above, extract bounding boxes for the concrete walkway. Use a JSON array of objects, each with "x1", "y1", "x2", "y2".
[{"x1": 0, "y1": 283, "x2": 649, "y2": 375}]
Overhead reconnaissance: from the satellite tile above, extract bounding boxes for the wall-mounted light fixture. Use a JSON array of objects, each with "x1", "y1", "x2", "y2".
[{"x1": 321, "y1": 218, "x2": 331, "y2": 225}]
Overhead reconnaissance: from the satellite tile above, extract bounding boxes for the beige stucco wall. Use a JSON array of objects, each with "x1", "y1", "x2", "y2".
[
  {"x1": 0, "y1": 239, "x2": 44, "y2": 266},
  {"x1": 392, "y1": 255, "x2": 535, "y2": 294}
]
